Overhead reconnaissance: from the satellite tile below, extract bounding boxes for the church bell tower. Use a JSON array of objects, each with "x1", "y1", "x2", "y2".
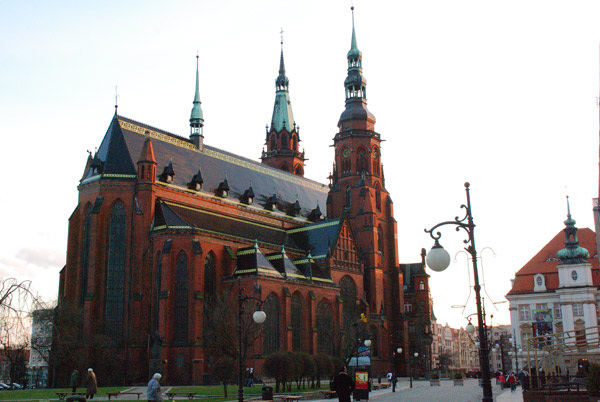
[{"x1": 327, "y1": 7, "x2": 401, "y2": 341}]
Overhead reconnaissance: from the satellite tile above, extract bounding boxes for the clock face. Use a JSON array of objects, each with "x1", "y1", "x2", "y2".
[{"x1": 342, "y1": 149, "x2": 351, "y2": 159}]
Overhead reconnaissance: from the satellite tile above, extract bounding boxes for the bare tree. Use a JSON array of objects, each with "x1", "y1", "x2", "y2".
[{"x1": 0, "y1": 278, "x2": 40, "y2": 385}]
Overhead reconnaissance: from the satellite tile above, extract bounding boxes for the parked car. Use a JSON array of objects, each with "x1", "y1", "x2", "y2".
[
  {"x1": 0, "y1": 383, "x2": 10, "y2": 390},
  {"x1": 12, "y1": 383, "x2": 22, "y2": 390}
]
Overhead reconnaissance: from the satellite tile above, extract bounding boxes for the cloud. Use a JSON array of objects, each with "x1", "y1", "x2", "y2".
[{"x1": 14, "y1": 247, "x2": 64, "y2": 269}]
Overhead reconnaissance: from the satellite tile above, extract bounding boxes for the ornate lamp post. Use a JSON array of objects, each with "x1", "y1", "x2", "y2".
[
  {"x1": 425, "y1": 182, "x2": 493, "y2": 402},
  {"x1": 237, "y1": 280, "x2": 266, "y2": 402}
]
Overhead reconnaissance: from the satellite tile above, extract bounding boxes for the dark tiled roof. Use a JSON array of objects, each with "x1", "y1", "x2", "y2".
[
  {"x1": 287, "y1": 219, "x2": 342, "y2": 259},
  {"x1": 266, "y1": 250, "x2": 307, "y2": 280},
  {"x1": 153, "y1": 200, "x2": 299, "y2": 250},
  {"x1": 234, "y1": 245, "x2": 283, "y2": 278},
  {"x1": 83, "y1": 116, "x2": 329, "y2": 218},
  {"x1": 507, "y1": 227, "x2": 599, "y2": 295}
]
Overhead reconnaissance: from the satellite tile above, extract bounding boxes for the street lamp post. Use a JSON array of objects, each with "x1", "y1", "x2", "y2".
[
  {"x1": 237, "y1": 280, "x2": 267, "y2": 402},
  {"x1": 409, "y1": 352, "x2": 418, "y2": 388},
  {"x1": 425, "y1": 182, "x2": 493, "y2": 402}
]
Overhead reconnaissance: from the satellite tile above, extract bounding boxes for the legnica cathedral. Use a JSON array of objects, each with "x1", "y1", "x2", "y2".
[{"x1": 57, "y1": 9, "x2": 432, "y2": 385}]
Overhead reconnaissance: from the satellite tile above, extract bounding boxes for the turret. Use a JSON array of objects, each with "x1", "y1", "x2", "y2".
[
  {"x1": 190, "y1": 55, "x2": 204, "y2": 149},
  {"x1": 261, "y1": 33, "x2": 306, "y2": 176}
]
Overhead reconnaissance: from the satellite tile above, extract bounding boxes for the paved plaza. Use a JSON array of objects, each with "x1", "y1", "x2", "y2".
[{"x1": 335, "y1": 378, "x2": 524, "y2": 402}]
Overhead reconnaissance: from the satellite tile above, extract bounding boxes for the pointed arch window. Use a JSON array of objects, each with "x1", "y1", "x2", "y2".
[
  {"x1": 105, "y1": 201, "x2": 126, "y2": 341},
  {"x1": 375, "y1": 183, "x2": 382, "y2": 211},
  {"x1": 292, "y1": 135, "x2": 298, "y2": 151},
  {"x1": 80, "y1": 207, "x2": 92, "y2": 306},
  {"x1": 317, "y1": 300, "x2": 334, "y2": 355},
  {"x1": 204, "y1": 252, "x2": 216, "y2": 301},
  {"x1": 291, "y1": 293, "x2": 303, "y2": 352},
  {"x1": 263, "y1": 294, "x2": 280, "y2": 355},
  {"x1": 345, "y1": 186, "x2": 351, "y2": 209},
  {"x1": 372, "y1": 147, "x2": 380, "y2": 176},
  {"x1": 377, "y1": 225, "x2": 384, "y2": 254},
  {"x1": 357, "y1": 148, "x2": 367, "y2": 173},
  {"x1": 340, "y1": 276, "x2": 358, "y2": 333},
  {"x1": 173, "y1": 251, "x2": 189, "y2": 346},
  {"x1": 270, "y1": 135, "x2": 276, "y2": 151},
  {"x1": 419, "y1": 280, "x2": 425, "y2": 291},
  {"x1": 281, "y1": 133, "x2": 289, "y2": 150}
]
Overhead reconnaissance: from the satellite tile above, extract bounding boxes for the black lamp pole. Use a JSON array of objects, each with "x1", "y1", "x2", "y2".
[
  {"x1": 237, "y1": 279, "x2": 265, "y2": 402},
  {"x1": 425, "y1": 182, "x2": 493, "y2": 402}
]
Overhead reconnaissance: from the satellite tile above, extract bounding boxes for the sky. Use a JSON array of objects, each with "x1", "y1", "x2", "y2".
[{"x1": 1, "y1": 0, "x2": 599, "y2": 329}]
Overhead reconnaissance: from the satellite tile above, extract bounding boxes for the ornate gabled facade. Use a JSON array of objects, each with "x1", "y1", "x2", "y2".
[
  {"x1": 56, "y1": 10, "x2": 409, "y2": 386},
  {"x1": 506, "y1": 201, "x2": 600, "y2": 372}
]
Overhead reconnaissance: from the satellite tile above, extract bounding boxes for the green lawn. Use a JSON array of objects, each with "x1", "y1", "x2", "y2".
[
  {"x1": 0, "y1": 383, "x2": 331, "y2": 401},
  {"x1": 0, "y1": 386, "x2": 126, "y2": 401}
]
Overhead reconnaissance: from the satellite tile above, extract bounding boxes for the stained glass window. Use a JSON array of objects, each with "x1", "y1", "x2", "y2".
[
  {"x1": 80, "y1": 207, "x2": 92, "y2": 306},
  {"x1": 291, "y1": 293, "x2": 303, "y2": 352},
  {"x1": 317, "y1": 300, "x2": 334, "y2": 355},
  {"x1": 105, "y1": 201, "x2": 126, "y2": 341},
  {"x1": 340, "y1": 276, "x2": 357, "y2": 332},
  {"x1": 174, "y1": 251, "x2": 188, "y2": 346},
  {"x1": 263, "y1": 294, "x2": 280, "y2": 355},
  {"x1": 204, "y1": 252, "x2": 216, "y2": 301}
]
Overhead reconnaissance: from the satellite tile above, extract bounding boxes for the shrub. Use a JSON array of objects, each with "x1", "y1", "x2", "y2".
[
  {"x1": 454, "y1": 372, "x2": 463, "y2": 380},
  {"x1": 587, "y1": 363, "x2": 600, "y2": 397}
]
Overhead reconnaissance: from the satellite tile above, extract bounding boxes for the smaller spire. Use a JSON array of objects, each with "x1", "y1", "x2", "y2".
[
  {"x1": 190, "y1": 54, "x2": 204, "y2": 147},
  {"x1": 557, "y1": 195, "x2": 590, "y2": 264},
  {"x1": 114, "y1": 86, "x2": 119, "y2": 115}
]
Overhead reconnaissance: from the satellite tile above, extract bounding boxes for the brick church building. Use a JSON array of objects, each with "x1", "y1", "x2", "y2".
[{"x1": 57, "y1": 13, "x2": 416, "y2": 385}]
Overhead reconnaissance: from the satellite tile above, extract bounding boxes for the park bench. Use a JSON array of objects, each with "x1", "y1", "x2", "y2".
[
  {"x1": 55, "y1": 392, "x2": 86, "y2": 401},
  {"x1": 165, "y1": 391, "x2": 196, "y2": 400},
  {"x1": 320, "y1": 390, "x2": 337, "y2": 399},
  {"x1": 106, "y1": 391, "x2": 143, "y2": 400}
]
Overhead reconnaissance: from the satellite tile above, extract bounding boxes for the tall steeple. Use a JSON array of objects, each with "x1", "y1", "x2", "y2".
[
  {"x1": 261, "y1": 31, "x2": 306, "y2": 176},
  {"x1": 327, "y1": 5, "x2": 399, "y2": 335},
  {"x1": 338, "y1": 6, "x2": 375, "y2": 131},
  {"x1": 190, "y1": 54, "x2": 204, "y2": 149}
]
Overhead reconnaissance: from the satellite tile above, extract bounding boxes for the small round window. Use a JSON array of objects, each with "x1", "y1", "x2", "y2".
[
  {"x1": 536, "y1": 276, "x2": 543, "y2": 286},
  {"x1": 571, "y1": 271, "x2": 578, "y2": 281}
]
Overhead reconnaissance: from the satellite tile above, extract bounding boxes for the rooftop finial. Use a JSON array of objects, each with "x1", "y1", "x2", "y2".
[
  {"x1": 114, "y1": 85, "x2": 119, "y2": 115},
  {"x1": 280, "y1": 27, "x2": 284, "y2": 49}
]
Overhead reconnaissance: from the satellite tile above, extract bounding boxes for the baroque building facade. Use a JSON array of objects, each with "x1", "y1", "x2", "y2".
[{"x1": 56, "y1": 14, "x2": 412, "y2": 385}]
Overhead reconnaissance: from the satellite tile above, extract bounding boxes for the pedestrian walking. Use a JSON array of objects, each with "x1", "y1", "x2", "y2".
[
  {"x1": 332, "y1": 367, "x2": 355, "y2": 402},
  {"x1": 391, "y1": 374, "x2": 397, "y2": 392},
  {"x1": 86, "y1": 368, "x2": 97, "y2": 399},
  {"x1": 147, "y1": 373, "x2": 163, "y2": 402},
  {"x1": 69, "y1": 369, "x2": 79, "y2": 393},
  {"x1": 507, "y1": 372, "x2": 516, "y2": 393},
  {"x1": 498, "y1": 372, "x2": 506, "y2": 389},
  {"x1": 386, "y1": 371, "x2": 392, "y2": 384}
]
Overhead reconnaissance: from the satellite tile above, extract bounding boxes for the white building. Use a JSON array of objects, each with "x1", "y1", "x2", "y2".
[
  {"x1": 506, "y1": 206, "x2": 600, "y2": 373},
  {"x1": 28, "y1": 309, "x2": 52, "y2": 388}
]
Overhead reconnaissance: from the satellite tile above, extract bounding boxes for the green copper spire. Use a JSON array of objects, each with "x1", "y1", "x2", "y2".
[
  {"x1": 557, "y1": 196, "x2": 590, "y2": 264},
  {"x1": 270, "y1": 33, "x2": 295, "y2": 133},
  {"x1": 190, "y1": 54, "x2": 204, "y2": 142},
  {"x1": 348, "y1": 6, "x2": 361, "y2": 60},
  {"x1": 338, "y1": 5, "x2": 375, "y2": 128}
]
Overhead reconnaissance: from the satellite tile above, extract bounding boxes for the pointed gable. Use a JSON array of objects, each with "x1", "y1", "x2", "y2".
[
  {"x1": 234, "y1": 244, "x2": 283, "y2": 278},
  {"x1": 266, "y1": 248, "x2": 307, "y2": 280},
  {"x1": 153, "y1": 200, "x2": 193, "y2": 231},
  {"x1": 102, "y1": 117, "x2": 137, "y2": 177}
]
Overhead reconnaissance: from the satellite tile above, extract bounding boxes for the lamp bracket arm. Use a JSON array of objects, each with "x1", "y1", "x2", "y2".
[{"x1": 424, "y1": 220, "x2": 471, "y2": 241}]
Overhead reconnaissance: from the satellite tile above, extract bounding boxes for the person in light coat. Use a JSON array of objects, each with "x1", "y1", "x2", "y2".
[{"x1": 147, "y1": 373, "x2": 163, "y2": 402}]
